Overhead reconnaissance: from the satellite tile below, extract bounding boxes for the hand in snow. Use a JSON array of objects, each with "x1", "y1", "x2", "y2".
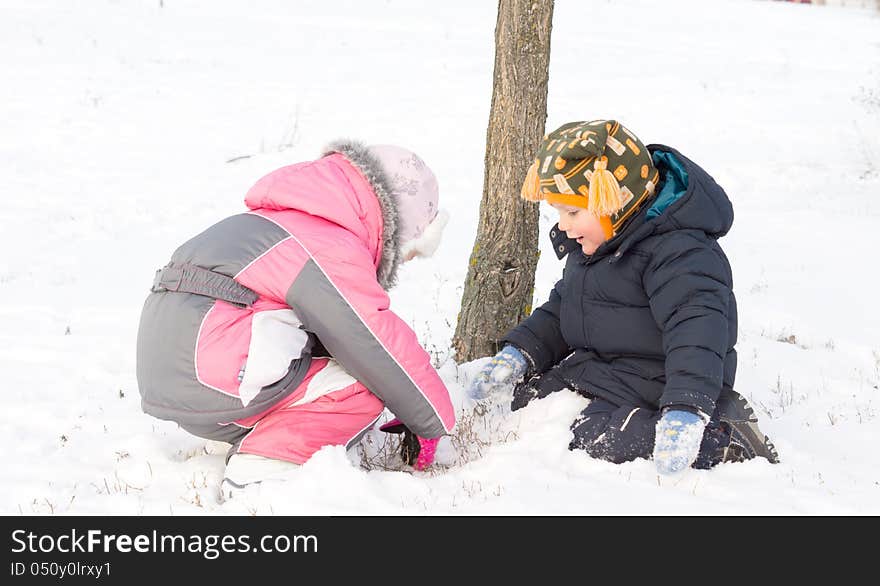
[
  {"x1": 468, "y1": 345, "x2": 529, "y2": 400},
  {"x1": 510, "y1": 367, "x2": 569, "y2": 412},
  {"x1": 379, "y1": 418, "x2": 439, "y2": 471},
  {"x1": 653, "y1": 408, "x2": 708, "y2": 475}
]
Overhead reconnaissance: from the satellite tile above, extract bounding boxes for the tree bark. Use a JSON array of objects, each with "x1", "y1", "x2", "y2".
[{"x1": 453, "y1": 0, "x2": 553, "y2": 362}]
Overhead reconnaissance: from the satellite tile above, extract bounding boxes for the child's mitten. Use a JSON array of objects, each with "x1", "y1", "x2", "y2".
[
  {"x1": 468, "y1": 345, "x2": 529, "y2": 400},
  {"x1": 653, "y1": 408, "x2": 708, "y2": 475},
  {"x1": 379, "y1": 418, "x2": 439, "y2": 471}
]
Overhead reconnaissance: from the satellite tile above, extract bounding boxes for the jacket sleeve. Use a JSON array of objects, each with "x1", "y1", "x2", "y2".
[
  {"x1": 285, "y1": 242, "x2": 455, "y2": 439},
  {"x1": 503, "y1": 275, "x2": 571, "y2": 374},
  {"x1": 643, "y1": 235, "x2": 732, "y2": 416}
]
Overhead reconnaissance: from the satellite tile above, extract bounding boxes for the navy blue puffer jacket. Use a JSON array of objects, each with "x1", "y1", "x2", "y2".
[{"x1": 504, "y1": 145, "x2": 737, "y2": 416}]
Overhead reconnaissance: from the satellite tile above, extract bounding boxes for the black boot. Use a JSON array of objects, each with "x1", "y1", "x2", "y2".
[{"x1": 696, "y1": 390, "x2": 780, "y2": 468}]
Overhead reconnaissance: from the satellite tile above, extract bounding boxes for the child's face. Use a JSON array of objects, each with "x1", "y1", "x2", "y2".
[{"x1": 550, "y1": 203, "x2": 607, "y2": 255}]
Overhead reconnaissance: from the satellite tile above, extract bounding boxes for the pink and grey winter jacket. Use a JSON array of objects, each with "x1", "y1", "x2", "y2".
[{"x1": 135, "y1": 141, "x2": 456, "y2": 439}]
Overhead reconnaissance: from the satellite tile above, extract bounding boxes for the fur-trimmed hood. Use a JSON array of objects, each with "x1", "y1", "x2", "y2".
[
  {"x1": 243, "y1": 141, "x2": 403, "y2": 290},
  {"x1": 322, "y1": 140, "x2": 401, "y2": 289}
]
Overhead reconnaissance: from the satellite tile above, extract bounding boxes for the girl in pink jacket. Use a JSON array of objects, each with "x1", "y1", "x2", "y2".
[{"x1": 136, "y1": 141, "x2": 454, "y2": 498}]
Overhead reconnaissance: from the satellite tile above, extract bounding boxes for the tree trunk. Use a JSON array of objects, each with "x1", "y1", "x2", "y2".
[{"x1": 453, "y1": 0, "x2": 553, "y2": 362}]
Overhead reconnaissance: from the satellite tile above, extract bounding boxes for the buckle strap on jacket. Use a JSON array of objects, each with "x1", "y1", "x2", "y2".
[{"x1": 151, "y1": 262, "x2": 258, "y2": 307}]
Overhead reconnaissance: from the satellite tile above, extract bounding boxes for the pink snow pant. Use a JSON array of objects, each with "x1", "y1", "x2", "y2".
[{"x1": 231, "y1": 358, "x2": 385, "y2": 464}]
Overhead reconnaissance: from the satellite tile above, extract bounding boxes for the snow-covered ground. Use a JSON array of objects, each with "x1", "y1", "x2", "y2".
[{"x1": 1, "y1": 0, "x2": 878, "y2": 515}]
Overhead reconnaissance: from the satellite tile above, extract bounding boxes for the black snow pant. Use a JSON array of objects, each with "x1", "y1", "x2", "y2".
[
  {"x1": 569, "y1": 391, "x2": 751, "y2": 468},
  {"x1": 512, "y1": 368, "x2": 743, "y2": 468}
]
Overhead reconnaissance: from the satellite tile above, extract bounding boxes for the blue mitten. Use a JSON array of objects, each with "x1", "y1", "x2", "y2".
[
  {"x1": 653, "y1": 409, "x2": 708, "y2": 475},
  {"x1": 468, "y1": 345, "x2": 529, "y2": 400}
]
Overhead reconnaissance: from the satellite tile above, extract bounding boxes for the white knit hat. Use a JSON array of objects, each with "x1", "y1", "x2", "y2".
[{"x1": 367, "y1": 144, "x2": 449, "y2": 258}]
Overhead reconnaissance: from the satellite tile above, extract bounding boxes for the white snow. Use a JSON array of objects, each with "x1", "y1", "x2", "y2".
[{"x1": 1, "y1": 0, "x2": 878, "y2": 515}]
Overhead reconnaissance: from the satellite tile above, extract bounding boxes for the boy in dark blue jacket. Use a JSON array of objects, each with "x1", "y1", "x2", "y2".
[{"x1": 471, "y1": 120, "x2": 779, "y2": 474}]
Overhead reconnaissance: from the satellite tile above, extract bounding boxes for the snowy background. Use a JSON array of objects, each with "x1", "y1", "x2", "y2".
[{"x1": 2, "y1": 0, "x2": 879, "y2": 515}]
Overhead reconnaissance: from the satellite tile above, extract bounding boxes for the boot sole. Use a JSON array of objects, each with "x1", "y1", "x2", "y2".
[{"x1": 719, "y1": 393, "x2": 780, "y2": 464}]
